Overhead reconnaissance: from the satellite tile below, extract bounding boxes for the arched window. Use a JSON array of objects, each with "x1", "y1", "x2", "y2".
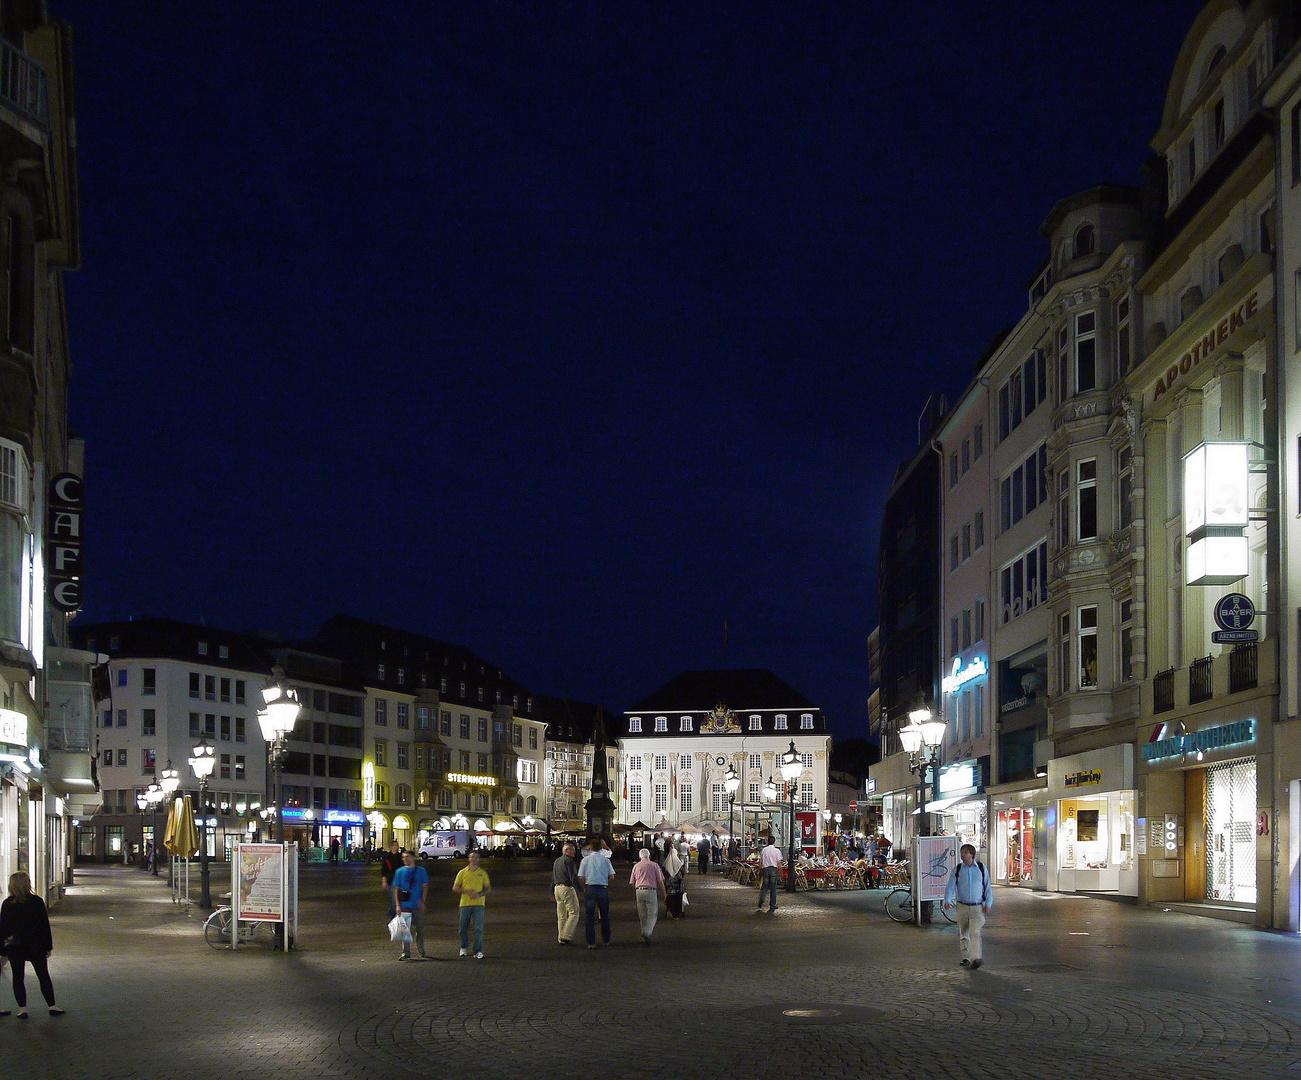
[
  {"x1": 1203, "y1": 46, "x2": 1227, "y2": 86},
  {"x1": 526, "y1": 796, "x2": 537, "y2": 813},
  {"x1": 475, "y1": 793, "x2": 489, "y2": 811},
  {"x1": 375, "y1": 781, "x2": 389, "y2": 804},
  {"x1": 1073, "y1": 224, "x2": 1095, "y2": 259},
  {"x1": 395, "y1": 784, "x2": 411, "y2": 805},
  {"x1": 493, "y1": 795, "x2": 503, "y2": 811},
  {"x1": 436, "y1": 789, "x2": 451, "y2": 809}
]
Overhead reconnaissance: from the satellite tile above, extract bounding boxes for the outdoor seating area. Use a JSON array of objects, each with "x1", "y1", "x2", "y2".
[{"x1": 727, "y1": 855, "x2": 909, "y2": 892}]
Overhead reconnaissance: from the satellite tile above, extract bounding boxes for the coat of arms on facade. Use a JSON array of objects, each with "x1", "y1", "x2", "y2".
[{"x1": 702, "y1": 703, "x2": 740, "y2": 734}]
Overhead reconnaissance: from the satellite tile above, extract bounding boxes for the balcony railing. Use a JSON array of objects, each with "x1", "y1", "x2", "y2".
[
  {"x1": 1153, "y1": 668, "x2": 1175, "y2": 714},
  {"x1": 1229, "y1": 642, "x2": 1258, "y2": 694},
  {"x1": 0, "y1": 39, "x2": 47, "y2": 128},
  {"x1": 1189, "y1": 655, "x2": 1214, "y2": 705}
]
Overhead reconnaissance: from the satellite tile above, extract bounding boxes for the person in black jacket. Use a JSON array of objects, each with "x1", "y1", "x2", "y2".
[
  {"x1": 378, "y1": 841, "x2": 404, "y2": 919},
  {"x1": 0, "y1": 871, "x2": 62, "y2": 1017}
]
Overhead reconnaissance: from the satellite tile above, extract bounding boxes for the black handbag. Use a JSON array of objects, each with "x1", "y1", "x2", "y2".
[{"x1": 396, "y1": 870, "x2": 412, "y2": 903}]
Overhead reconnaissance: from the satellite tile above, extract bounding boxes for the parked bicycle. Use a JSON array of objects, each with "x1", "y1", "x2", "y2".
[
  {"x1": 203, "y1": 906, "x2": 277, "y2": 949},
  {"x1": 885, "y1": 887, "x2": 955, "y2": 924}
]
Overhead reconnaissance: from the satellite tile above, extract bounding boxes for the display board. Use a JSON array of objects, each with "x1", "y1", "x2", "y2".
[{"x1": 913, "y1": 835, "x2": 959, "y2": 902}]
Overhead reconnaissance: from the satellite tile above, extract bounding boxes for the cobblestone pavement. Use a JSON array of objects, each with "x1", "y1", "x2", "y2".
[{"x1": 5, "y1": 860, "x2": 1301, "y2": 1079}]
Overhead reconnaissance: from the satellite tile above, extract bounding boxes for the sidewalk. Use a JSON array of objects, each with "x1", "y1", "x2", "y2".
[{"x1": 3, "y1": 860, "x2": 1301, "y2": 1080}]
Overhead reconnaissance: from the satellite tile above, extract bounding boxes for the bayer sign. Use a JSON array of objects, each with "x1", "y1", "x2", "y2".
[{"x1": 1212, "y1": 593, "x2": 1257, "y2": 644}]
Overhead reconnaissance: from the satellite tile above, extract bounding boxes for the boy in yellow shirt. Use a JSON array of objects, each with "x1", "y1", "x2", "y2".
[{"x1": 452, "y1": 849, "x2": 492, "y2": 958}]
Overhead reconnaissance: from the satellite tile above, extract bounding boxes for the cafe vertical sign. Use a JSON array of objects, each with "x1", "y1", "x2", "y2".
[{"x1": 47, "y1": 472, "x2": 82, "y2": 612}]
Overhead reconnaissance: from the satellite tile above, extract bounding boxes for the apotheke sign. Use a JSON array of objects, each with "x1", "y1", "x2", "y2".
[
  {"x1": 1151, "y1": 290, "x2": 1259, "y2": 404},
  {"x1": 1142, "y1": 719, "x2": 1255, "y2": 762}
]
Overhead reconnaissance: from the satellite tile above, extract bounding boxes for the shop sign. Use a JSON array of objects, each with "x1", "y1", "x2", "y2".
[
  {"x1": 0, "y1": 707, "x2": 29, "y2": 747},
  {"x1": 1141, "y1": 719, "x2": 1255, "y2": 762},
  {"x1": 939, "y1": 763, "x2": 975, "y2": 794},
  {"x1": 942, "y1": 655, "x2": 987, "y2": 694},
  {"x1": 864, "y1": 778, "x2": 876, "y2": 795},
  {"x1": 1064, "y1": 770, "x2": 1102, "y2": 789},
  {"x1": 1151, "y1": 291, "x2": 1258, "y2": 404},
  {"x1": 46, "y1": 473, "x2": 84, "y2": 613},
  {"x1": 447, "y1": 772, "x2": 496, "y2": 786},
  {"x1": 362, "y1": 761, "x2": 376, "y2": 808}
]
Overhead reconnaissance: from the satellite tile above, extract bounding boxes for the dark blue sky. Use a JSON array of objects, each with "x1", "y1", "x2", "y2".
[{"x1": 56, "y1": 2, "x2": 1204, "y2": 739}]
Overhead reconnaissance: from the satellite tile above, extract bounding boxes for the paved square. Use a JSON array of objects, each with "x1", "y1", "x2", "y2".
[{"x1": 4, "y1": 859, "x2": 1301, "y2": 1079}]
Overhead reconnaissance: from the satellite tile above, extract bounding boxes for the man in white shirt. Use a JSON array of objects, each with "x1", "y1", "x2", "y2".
[{"x1": 758, "y1": 836, "x2": 782, "y2": 913}]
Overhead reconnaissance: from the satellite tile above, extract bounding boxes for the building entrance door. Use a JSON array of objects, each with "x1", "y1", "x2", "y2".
[{"x1": 1206, "y1": 758, "x2": 1255, "y2": 903}]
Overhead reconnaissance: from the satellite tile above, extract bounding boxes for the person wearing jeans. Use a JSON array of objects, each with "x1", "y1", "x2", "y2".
[
  {"x1": 577, "y1": 838, "x2": 616, "y2": 949},
  {"x1": 452, "y1": 850, "x2": 492, "y2": 958},
  {"x1": 758, "y1": 837, "x2": 782, "y2": 913}
]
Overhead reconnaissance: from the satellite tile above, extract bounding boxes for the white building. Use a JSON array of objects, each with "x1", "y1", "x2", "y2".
[
  {"x1": 616, "y1": 669, "x2": 831, "y2": 850},
  {"x1": 73, "y1": 620, "x2": 272, "y2": 862}
]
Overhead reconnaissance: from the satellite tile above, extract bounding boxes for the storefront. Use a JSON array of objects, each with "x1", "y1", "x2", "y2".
[
  {"x1": 929, "y1": 759, "x2": 988, "y2": 858},
  {"x1": 989, "y1": 780, "x2": 1048, "y2": 888},
  {"x1": 1047, "y1": 744, "x2": 1137, "y2": 896},
  {"x1": 1141, "y1": 715, "x2": 1260, "y2": 910}
]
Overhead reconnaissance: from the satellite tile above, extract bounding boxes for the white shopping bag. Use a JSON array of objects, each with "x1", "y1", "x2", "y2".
[
  {"x1": 388, "y1": 912, "x2": 413, "y2": 943},
  {"x1": 681, "y1": 893, "x2": 690, "y2": 909}
]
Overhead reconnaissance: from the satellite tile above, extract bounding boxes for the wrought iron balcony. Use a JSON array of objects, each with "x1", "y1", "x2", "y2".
[{"x1": 0, "y1": 39, "x2": 47, "y2": 128}]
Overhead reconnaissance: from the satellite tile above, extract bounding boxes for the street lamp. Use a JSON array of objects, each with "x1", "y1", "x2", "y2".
[
  {"x1": 188, "y1": 738, "x2": 216, "y2": 909},
  {"x1": 780, "y1": 740, "x2": 802, "y2": 893},
  {"x1": 136, "y1": 791, "x2": 149, "y2": 870},
  {"x1": 899, "y1": 704, "x2": 948, "y2": 924},
  {"x1": 158, "y1": 762, "x2": 180, "y2": 882},
  {"x1": 257, "y1": 665, "x2": 301, "y2": 845},
  {"x1": 145, "y1": 782, "x2": 164, "y2": 875},
  {"x1": 724, "y1": 764, "x2": 740, "y2": 860}
]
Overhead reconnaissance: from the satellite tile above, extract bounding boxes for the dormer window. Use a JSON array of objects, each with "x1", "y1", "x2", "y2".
[
  {"x1": 1072, "y1": 224, "x2": 1095, "y2": 259},
  {"x1": 749, "y1": 715, "x2": 762, "y2": 731},
  {"x1": 629, "y1": 717, "x2": 642, "y2": 732},
  {"x1": 775, "y1": 714, "x2": 788, "y2": 730},
  {"x1": 655, "y1": 716, "x2": 667, "y2": 732},
  {"x1": 680, "y1": 717, "x2": 693, "y2": 731}
]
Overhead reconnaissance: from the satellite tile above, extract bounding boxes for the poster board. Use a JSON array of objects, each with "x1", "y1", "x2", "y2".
[
  {"x1": 913, "y1": 835, "x2": 959, "y2": 902},
  {"x1": 232, "y1": 842, "x2": 297, "y2": 952}
]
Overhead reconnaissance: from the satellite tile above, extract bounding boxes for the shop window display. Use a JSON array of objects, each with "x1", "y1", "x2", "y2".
[
  {"x1": 1057, "y1": 792, "x2": 1134, "y2": 888},
  {"x1": 998, "y1": 807, "x2": 1035, "y2": 883}
]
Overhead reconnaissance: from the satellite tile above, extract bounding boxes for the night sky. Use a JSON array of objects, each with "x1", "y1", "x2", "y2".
[{"x1": 56, "y1": 2, "x2": 1205, "y2": 740}]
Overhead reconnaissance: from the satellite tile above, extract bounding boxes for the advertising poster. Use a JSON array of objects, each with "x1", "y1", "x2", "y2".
[
  {"x1": 796, "y1": 811, "x2": 819, "y2": 854},
  {"x1": 914, "y1": 835, "x2": 959, "y2": 902},
  {"x1": 236, "y1": 843, "x2": 284, "y2": 922}
]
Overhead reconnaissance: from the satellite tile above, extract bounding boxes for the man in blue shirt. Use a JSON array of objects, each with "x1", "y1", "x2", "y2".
[
  {"x1": 577, "y1": 839, "x2": 616, "y2": 949},
  {"x1": 391, "y1": 851, "x2": 430, "y2": 960},
  {"x1": 943, "y1": 843, "x2": 993, "y2": 969}
]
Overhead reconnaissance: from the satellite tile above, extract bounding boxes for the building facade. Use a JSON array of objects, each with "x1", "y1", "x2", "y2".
[
  {"x1": 0, "y1": 5, "x2": 87, "y2": 904},
  {"x1": 72, "y1": 620, "x2": 272, "y2": 862},
  {"x1": 616, "y1": 669, "x2": 831, "y2": 850},
  {"x1": 536, "y1": 695, "x2": 600, "y2": 835}
]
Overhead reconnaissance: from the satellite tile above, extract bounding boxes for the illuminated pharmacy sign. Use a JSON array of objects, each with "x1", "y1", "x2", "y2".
[
  {"x1": 1183, "y1": 442, "x2": 1250, "y2": 586},
  {"x1": 1142, "y1": 719, "x2": 1255, "y2": 762},
  {"x1": 0, "y1": 708, "x2": 28, "y2": 747},
  {"x1": 942, "y1": 656, "x2": 987, "y2": 694}
]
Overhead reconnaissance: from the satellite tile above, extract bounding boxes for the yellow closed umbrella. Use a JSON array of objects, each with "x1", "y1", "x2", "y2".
[
  {"x1": 166, "y1": 795, "x2": 199, "y2": 858},
  {"x1": 163, "y1": 795, "x2": 180, "y2": 850}
]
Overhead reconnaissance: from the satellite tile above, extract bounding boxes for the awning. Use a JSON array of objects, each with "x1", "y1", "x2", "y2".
[{"x1": 922, "y1": 793, "x2": 983, "y2": 815}]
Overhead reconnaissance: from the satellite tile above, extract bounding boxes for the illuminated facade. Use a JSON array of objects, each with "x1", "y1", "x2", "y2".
[{"x1": 0, "y1": 6, "x2": 87, "y2": 904}]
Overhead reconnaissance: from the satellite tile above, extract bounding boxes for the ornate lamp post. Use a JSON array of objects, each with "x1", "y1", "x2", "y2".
[
  {"x1": 145, "y1": 782, "x2": 164, "y2": 875},
  {"x1": 723, "y1": 764, "x2": 740, "y2": 858},
  {"x1": 898, "y1": 705, "x2": 948, "y2": 924},
  {"x1": 780, "y1": 740, "x2": 802, "y2": 893},
  {"x1": 257, "y1": 665, "x2": 302, "y2": 845},
  {"x1": 188, "y1": 738, "x2": 216, "y2": 909},
  {"x1": 136, "y1": 791, "x2": 149, "y2": 869},
  {"x1": 159, "y1": 762, "x2": 180, "y2": 883}
]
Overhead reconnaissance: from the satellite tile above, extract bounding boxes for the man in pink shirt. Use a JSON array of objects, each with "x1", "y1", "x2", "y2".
[{"x1": 629, "y1": 848, "x2": 667, "y2": 943}]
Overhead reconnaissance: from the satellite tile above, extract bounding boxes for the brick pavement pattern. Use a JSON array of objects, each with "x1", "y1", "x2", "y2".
[{"x1": 4, "y1": 861, "x2": 1301, "y2": 1079}]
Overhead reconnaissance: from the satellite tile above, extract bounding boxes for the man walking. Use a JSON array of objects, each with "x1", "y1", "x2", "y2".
[
  {"x1": 452, "y1": 849, "x2": 492, "y2": 958},
  {"x1": 578, "y1": 838, "x2": 616, "y2": 949},
  {"x1": 629, "y1": 847, "x2": 666, "y2": 943},
  {"x1": 696, "y1": 835, "x2": 710, "y2": 874},
  {"x1": 552, "y1": 842, "x2": 583, "y2": 945},
  {"x1": 391, "y1": 850, "x2": 429, "y2": 960},
  {"x1": 943, "y1": 843, "x2": 993, "y2": 969},
  {"x1": 758, "y1": 835, "x2": 781, "y2": 913},
  {"x1": 379, "y1": 840, "x2": 404, "y2": 919}
]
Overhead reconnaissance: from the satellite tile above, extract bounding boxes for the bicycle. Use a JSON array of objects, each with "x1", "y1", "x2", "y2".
[
  {"x1": 884, "y1": 887, "x2": 955, "y2": 924},
  {"x1": 203, "y1": 906, "x2": 277, "y2": 949}
]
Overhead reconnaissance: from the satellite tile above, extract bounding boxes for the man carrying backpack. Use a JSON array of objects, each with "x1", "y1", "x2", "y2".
[{"x1": 943, "y1": 843, "x2": 992, "y2": 969}]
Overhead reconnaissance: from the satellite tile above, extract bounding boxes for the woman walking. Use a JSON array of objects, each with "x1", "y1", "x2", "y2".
[{"x1": 0, "y1": 872, "x2": 62, "y2": 1018}]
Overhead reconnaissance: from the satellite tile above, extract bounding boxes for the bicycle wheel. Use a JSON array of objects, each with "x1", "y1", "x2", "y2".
[
  {"x1": 204, "y1": 908, "x2": 233, "y2": 949},
  {"x1": 252, "y1": 920, "x2": 277, "y2": 948},
  {"x1": 935, "y1": 901, "x2": 955, "y2": 924},
  {"x1": 885, "y1": 888, "x2": 915, "y2": 923}
]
